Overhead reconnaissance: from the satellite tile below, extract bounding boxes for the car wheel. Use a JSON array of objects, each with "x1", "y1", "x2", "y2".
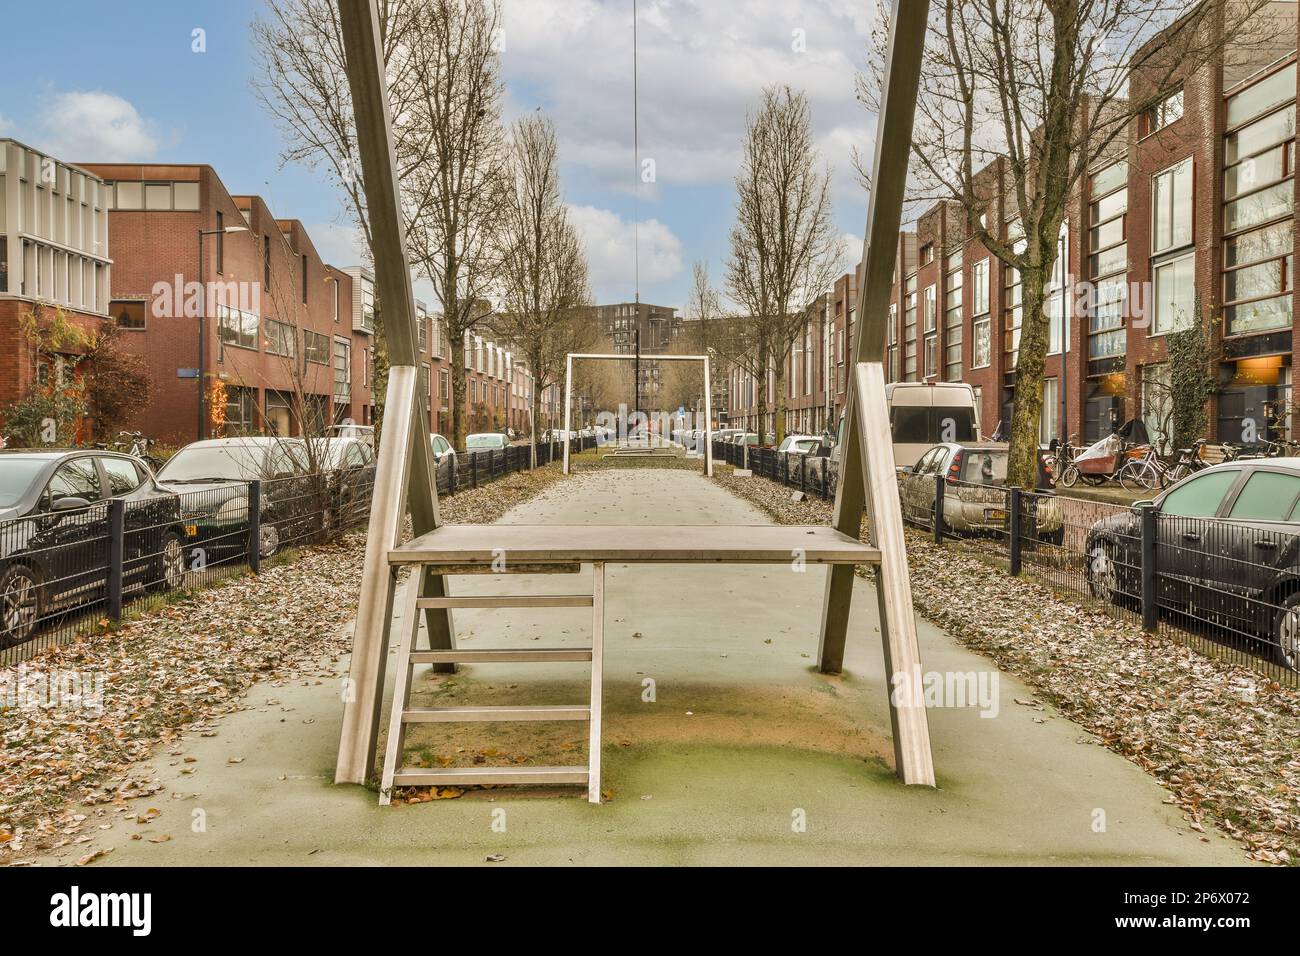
[
  {"x1": 1087, "y1": 539, "x2": 1131, "y2": 606},
  {"x1": 0, "y1": 564, "x2": 43, "y2": 646},
  {"x1": 259, "y1": 522, "x2": 281, "y2": 558},
  {"x1": 1272, "y1": 593, "x2": 1300, "y2": 672},
  {"x1": 154, "y1": 532, "x2": 186, "y2": 592}
]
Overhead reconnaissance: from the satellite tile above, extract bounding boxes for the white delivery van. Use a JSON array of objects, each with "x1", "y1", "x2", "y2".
[{"x1": 830, "y1": 381, "x2": 980, "y2": 472}]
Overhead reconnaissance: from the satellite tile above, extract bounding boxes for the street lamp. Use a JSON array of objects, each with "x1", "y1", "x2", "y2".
[{"x1": 197, "y1": 224, "x2": 249, "y2": 439}]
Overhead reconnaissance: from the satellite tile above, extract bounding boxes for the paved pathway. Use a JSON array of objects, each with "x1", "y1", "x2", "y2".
[{"x1": 46, "y1": 469, "x2": 1247, "y2": 865}]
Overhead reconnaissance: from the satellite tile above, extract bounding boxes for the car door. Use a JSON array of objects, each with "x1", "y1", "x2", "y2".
[
  {"x1": 1154, "y1": 468, "x2": 1244, "y2": 612},
  {"x1": 903, "y1": 448, "x2": 939, "y2": 523},
  {"x1": 1213, "y1": 467, "x2": 1300, "y2": 629},
  {"x1": 98, "y1": 455, "x2": 157, "y2": 582},
  {"x1": 37, "y1": 457, "x2": 108, "y2": 607}
]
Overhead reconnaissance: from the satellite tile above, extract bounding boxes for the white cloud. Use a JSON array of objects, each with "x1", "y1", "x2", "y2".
[
  {"x1": 501, "y1": 0, "x2": 879, "y2": 194},
  {"x1": 568, "y1": 204, "x2": 685, "y2": 300},
  {"x1": 36, "y1": 90, "x2": 159, "y2": 162},
  {"x1": 307, "y1": 221, "x2": 367, "y2": 271}
]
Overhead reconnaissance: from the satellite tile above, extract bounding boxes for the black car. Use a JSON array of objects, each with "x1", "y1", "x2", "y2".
[
  {"x1": 1085, "y1": 458, "x2": 1300, "y2": 670},
  {"x1": 0, "y1": 450, "x2": 187, "y2": 645}
]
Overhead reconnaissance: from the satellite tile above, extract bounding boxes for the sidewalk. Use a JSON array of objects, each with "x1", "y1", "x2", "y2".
[{"x1": 42, "y1": 469, "x2": 1247, "y2": 866}]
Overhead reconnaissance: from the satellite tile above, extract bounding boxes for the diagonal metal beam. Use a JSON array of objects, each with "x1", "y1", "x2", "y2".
[
  {"x1": 334, "y1": 0, "x2": 455, "y2": 786},
  {"x1": 816, "y1": 0, "x2": 935, "y2": 786}
]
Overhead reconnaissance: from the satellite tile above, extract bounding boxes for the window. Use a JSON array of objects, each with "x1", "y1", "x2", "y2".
[
  {"x1": 1142, "y1": 363, "x2": 1173, "y2": 454},
  {"x1": 301, "y1": 254, "x2": 309, "y2": 304},
  {"x1": 1088, "y1": 279, "x2": 1126, "y2": 358},
  {"x1": 944, "y1": 255, "x2": 962, "y2": 381},
  {"x1": 173, "y1": 182, "x2": 200, "y2": 211},
  {"x1": 1146, "y1": 89, "x2": 1183, "y2": 133},
  {"x1": 1227, "y1": 63, "x2": 1296, "y2": 127},
  {"x1": 217, "y1": 305, "x2": 259, "y2": 350},
  {"x1": 264, "y1": 236, "x2": 272, "y2": 285},
  {"x1": 440, "y1": 369, "x2": 450, "y2": 400},
  {"x1": 1224, "y1": 220, "x2": 1294, "y2": 336},
  {"x1": 304, "y1": 329, "x2": 331, "y2": 365},
  {"x1": 145, "y1": 183, "x2": 172, "y2": 210},
  {"x1": 1040, "y1": 377, "x2": 1059, "y2": 446},
  {"x1": 972, "y1": 317, "x2": 991, "y2": 369},
  {"x1": 264, "y1": 318, "x2": 296, "y2": 357},
  {"x1": 971, "y1": 258, "x2": 989, "y2": 315},
  {"x1": 1160, "y1": 469, "x2": 1239, "y2": 518},
  {"x1": 1152, "y1": 254, "x2": 1195, "y2": 334},
  {"x1": 44, "y1": 459, "x2": 101, "y2": 507},
  {"x1": 903, "y1": 278, "x2": 918, "y2": 381},
  {"x1": 334, "y1": 339, "x2": 351, "y2": 403},
  {"x1": 1152, "y1": 158, "x2": 1193, "y2": 252},
  {"x1": 920, "y1": 243, "x2": 934, "y2": 265},
  {"x1": 102, "y1": 457, "x2": 143, "y2": 496},
  {"x1": 111, "y1": 299, "x2": 146, "y2": 330},
  {"x1": 1228, "y1": 470, "x2": 1300, "y2": 520},
  {"x1": 114, "y1": 182, "x2": 142, "y2": 210},
  {"x1": 225, "y1": 386, "x2": 256, "y2": 436}
]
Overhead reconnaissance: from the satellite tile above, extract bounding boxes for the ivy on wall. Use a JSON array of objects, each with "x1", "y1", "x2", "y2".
[{"x1": 1165, "y1": 295, "x2": 1219, "y2": 451}]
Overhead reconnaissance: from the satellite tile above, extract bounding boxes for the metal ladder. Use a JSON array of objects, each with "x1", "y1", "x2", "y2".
[{"x1": 378, "y1": 562, "x2": 605, "y2": 805}]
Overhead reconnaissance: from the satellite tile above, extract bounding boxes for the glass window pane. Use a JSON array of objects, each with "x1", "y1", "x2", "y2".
[
  {"x1": 1091, "y1": 189, "x2": 1127, "y2": 224},
  {"x1": 102, "y1": 458, "x2": 141, "y2": 496},
  {"x1": 1224, "y1": 180, "x2": 1292, "y2": 232},
  {"x1": 1161, "y1": 469, "x2": 1240, "y2": 518},
  {"x1": 1226, "y1": 293, "x2": 1292, "y2": 335},
  {"x1": 1224, "y1": 144, "x2": 1287, "y2": 198},
  {"x1": 1226, "y1": 221, "x2": 1293, "y2": 267},
  {"x1": 144, "y1": 184, "x2": 171, "y2": 210},
  {"x1": 1154, "y1": 254, "x2": 1195, "y2": 333},
  {"x1": 1229, "y1": 470, "x2": 1300, "y2": 520},
  {"x1": 1091, "y1": 162, "x2": 1128, "y2": 197},
  {"x1": 1227, "y1": 64, "x2": 1297, "y2": 128},
  {"x1": 173, "y1": 182, "x2": 199, "y2": 210},
  {"x1": 115, "y1": 182, "x2": 142, "y2": 210},
  {"x1": 1225, "y1": 257, "x2": 1289, "y2": 302},
  {"x1": 1225, "y1": 105, "x2": 1296, "y2": 164}
]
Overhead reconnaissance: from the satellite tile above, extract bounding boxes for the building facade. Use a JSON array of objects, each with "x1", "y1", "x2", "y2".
[{"x1": 0, "y1": 139, "x2": 112, "y2": 424}]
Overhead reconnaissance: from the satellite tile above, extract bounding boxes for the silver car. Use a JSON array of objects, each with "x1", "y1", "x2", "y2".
[{"x1": 899, "y1": 442, "x2": 1063, "y2": 537}]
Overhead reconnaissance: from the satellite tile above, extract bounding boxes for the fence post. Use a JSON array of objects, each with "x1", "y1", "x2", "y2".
[
  {"x1": 471, "y1": 452, "x2": 479, "y2": 488},
  {"x1": 933, "y1": 472, "x2": 945, "y2": 546},
  {"x1": 1008, "y1": 487, "x2": 1022, "y2": 576},
  {"x1": 107, "y1": 499, "x2": 124, "y2": 621},
  {"x1": 248, "y1": 480, "x2": 262, "y2": 574},
  {"x1": 1141, "y1": 505, "x2": 1158, "y2": 632},
  {"x1": 800, "y1": 454, "x2": 807, "y2": 493}
]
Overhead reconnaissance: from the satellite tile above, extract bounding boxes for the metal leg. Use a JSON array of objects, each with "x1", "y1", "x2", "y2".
[
  {"x1": 379, "y1": 573, "x2": 423, "y2": 805},
  {"x1": 587, "y1": 561, "x2": 605, "y2": 804},
  {"x1": 563, "y1": 355, "x2": 574, "y2": 475}
]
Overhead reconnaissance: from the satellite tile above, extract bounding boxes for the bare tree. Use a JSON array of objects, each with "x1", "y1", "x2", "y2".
[
  {"x1": 404, "y1": 0, "x2": 511, "y2": 451},
  {"x1": 861, "y1": 0, "x2": 1275, "y2": 487},
  {"x1": 726, "y1": 86, "x2": 841, "y2": 447},
  {"x1": 490, "y1": 115, "x2": 594, "y2": 466}
]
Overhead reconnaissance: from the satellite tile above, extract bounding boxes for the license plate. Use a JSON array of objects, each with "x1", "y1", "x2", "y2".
[
  {"x1": 984, "y1": 509, "x2": 1007, "y2": 521},
  {"x1": 184, "y1": 524, "x2": 198, "y2": 536}
]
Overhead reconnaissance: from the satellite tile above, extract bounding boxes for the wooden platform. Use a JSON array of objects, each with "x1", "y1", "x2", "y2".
[{"x1": 389, "y1": 523, "x2": 881, "y2": 567}]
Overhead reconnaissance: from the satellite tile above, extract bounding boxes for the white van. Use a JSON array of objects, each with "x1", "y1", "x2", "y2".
[{"x1": 831, "y1": 381, "x2": 980, "y2": 471}]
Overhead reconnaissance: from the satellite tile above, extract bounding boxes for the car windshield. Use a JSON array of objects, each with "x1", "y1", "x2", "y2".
[
  {"x1": 961, "y1": 450, "x2": 1008, "y2": 485},
  {"x1": 158, "y1": 445, "x2": 268, "y2": 482},
  {"x1": 466, "y1": 435, "x2": 503, "y2": 449},
  {"x1": 792, "y1": 439, "x2": 819, "y2": 454},
  {"x1": 0, "y1": 458, "x2": 50, "y2": 508},
  {"x1": 892, "y1": 407, "x2": 977, "y2": 444}
]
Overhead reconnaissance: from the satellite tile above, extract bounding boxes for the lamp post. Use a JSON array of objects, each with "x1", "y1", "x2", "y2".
[{"x1": 197, "y1": 224, "x2": 249, "y2": 439}]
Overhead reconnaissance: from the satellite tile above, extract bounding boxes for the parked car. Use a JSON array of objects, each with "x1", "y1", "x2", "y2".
[
  {"x1": 777, "y1": 434, "x2": 824, "y2": 455},
  {"x1": 430, "y1": 433, "x2": 457, "y2": 493},
  {"x1": 898, "y1": 442, "x2": 1062, "y2": 539},
  {"x1": 465, "y1": 433, "x2": 509, "y2": 452},
  {"x1": 310, "y1": 438, "x2": 375, "y2": 529},
  {"x1": 0, "y1": 450, "x2": 188, "y2": 645},
  {"x1": 324, "y1": 423, "x2": 375, "y2": 449},
  {"x1": 715, "y1": 428, "x2": 744, "y2": 445},
  {"x1": 154, "y1": 437, "x2": 320, "y2": 560},
  {"x1": 1085, "y1": 458, "x2": 1300, "y2": 670}
]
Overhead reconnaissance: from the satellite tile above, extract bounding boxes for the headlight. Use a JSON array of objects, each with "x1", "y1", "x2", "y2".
[{"x1": 215, "y1": 496, "x2": 250, "y2": 523}]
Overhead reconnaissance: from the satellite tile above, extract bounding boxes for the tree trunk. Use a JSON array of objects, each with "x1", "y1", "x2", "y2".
[
  {"x1": 451, "y1": 356, "x2": 468, "y2": 451},
  {"x1": 1008, "y1": 269, "x2": 1049, "y2": 490},
  {"x1": 372, "y1": 304, "x2": 390, "y2": 447},
  {"x1": 754, "y1": 334, "x2": 770, "y2": 444},
  {"x1": 772, "y1": 344, "x2": 788, "y2": 447}
]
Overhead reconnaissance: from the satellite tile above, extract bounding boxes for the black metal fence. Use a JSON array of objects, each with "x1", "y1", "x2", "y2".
[
  {"x1": 0, "y1": 437, "x2": 592, "y2": 666},
  {"x1": 719, "y1": 450, "x2": 1300, "y2": 687},
  {"x1": 714, "y1": 441, "x2": 838, "y2": 499}
]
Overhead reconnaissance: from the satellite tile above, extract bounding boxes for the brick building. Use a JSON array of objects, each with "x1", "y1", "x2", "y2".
[
  {"x1": 726, "y1": 2, "x2": 1300, "y2": 454},
  {"x1": 0, "y1": 139, "x2": 112, "y2": 430}
]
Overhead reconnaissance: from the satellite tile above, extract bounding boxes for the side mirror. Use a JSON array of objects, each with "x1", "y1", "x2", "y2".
[{"x1": 50, "y1": 496, "x2": 92, "y2": 513}]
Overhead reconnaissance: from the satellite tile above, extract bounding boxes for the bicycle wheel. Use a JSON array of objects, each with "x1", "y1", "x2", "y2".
[
  {"x1": 1118, "y1": 460, "x2": 1153, "y2": 491},
  {"x1": 1060, "y1": 463, "x2": 1079, "y2": 488}
]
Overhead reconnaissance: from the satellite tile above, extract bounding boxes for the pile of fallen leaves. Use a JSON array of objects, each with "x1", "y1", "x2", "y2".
[
  {"x1": 0, "y1": 464, "x2": 567, "y2": 864},
  {"x1": 715, "y1": 468, "x2": 1300, "y2": 865}
]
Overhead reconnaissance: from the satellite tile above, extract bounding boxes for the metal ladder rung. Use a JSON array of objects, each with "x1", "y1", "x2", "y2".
[
  {"x1": 415, "y1": 595, "x2": 593, "y2": 609},
  {"x1": 392, "y1": 766, "x2": 589, "y2": 787},
  {"x1": 401, "y1": 704, "x2": 590, "y2": 723},
  {"x1": 408, "y1": 648, "x2": 592, "y2": 664}
]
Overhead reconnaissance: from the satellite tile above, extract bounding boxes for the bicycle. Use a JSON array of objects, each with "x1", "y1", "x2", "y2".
[
  {"x1": 110, "y1": 430, "x2": 164, "y2": 471},
  {"x1": 1117, "y1": 444, "x2": 1168, "y2": 491},
  {"x1": 1049, "y1": 434, "x2": 1081, "y2": 488}
]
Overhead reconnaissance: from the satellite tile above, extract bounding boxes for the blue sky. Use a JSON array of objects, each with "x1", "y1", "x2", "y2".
[{"x1": 0, "y1": 0, "x2": 878, "y2": 310}]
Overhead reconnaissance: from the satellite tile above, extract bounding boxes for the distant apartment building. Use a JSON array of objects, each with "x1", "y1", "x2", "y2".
[
  {"x1": 0, "y1": 139, "x2": 112, "y2": 419},
  {"x1": 594, "y1": 301, "x2": 683, "y2": 406},
  {"x1": 79, "y1": 161, "x2": 374, "y2": 444}
]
